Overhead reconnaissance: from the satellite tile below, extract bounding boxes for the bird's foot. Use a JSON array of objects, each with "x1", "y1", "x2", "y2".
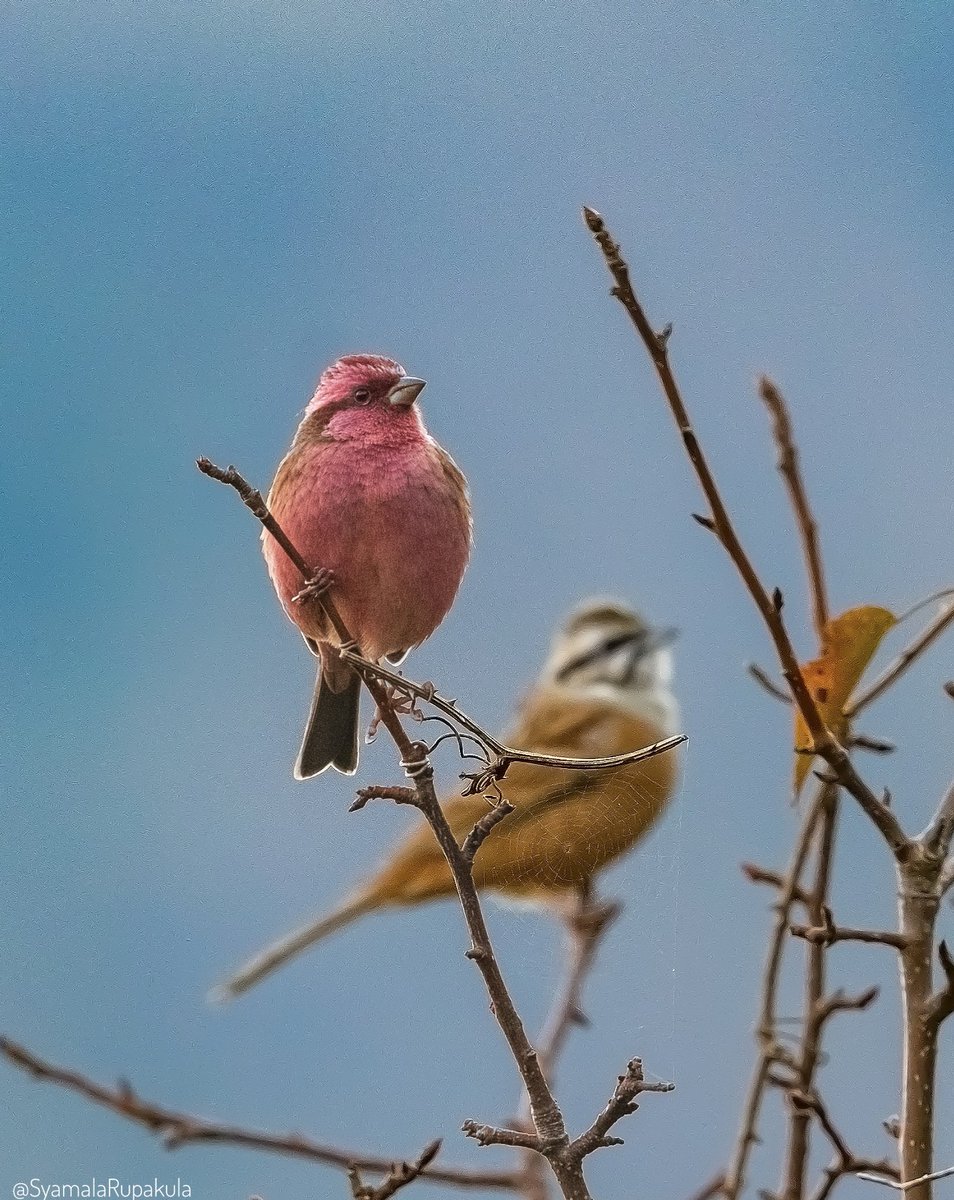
[
  {"x1": 292, "y1": 566, "x2": 336, "y2": 605},
  {"x1": 388, "y1": 678, "x2": 434, "y2": 722},
  {"x1": 366, "y1": 678, "x2": 429, "y2": 742}
]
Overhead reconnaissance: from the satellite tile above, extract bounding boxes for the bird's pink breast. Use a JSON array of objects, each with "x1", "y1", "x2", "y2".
[{"x1": 264, "y1": 422, "x2": 470, "y2": 662}]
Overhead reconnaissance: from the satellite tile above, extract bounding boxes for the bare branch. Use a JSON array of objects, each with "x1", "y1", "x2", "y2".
[
  {"x1": 749, "y1": 663, "x2": 793, "y2": 704},
  {"x1": 723, "y1": 790, "x2": 826, "y2": 1200},
  {"x1": 789, "y1": 908, "x2": 907, "y2": 950},
  {"x1": 855, "y1": 1166, "x2": 954, "y2": 1192},
  {"x1": 536, "y1": 892, "x2": 621, "y2": 1084},
  {"x1": 569, "y1": 1058, "x2": 674, "y2": 1160},
  {"x1": 740, "y1": 861, "x2": 811, "y2": 906},
  {"x1": 202, "y1": 458, "x2": 672, "y2": 1200},
  {"x1": 919, "y1": 783, "x2": 954, "y2": 860},
  {"x1": 793, "y1": 1089, "x2": 898, "y2": 1200},
  {"x1": 462, "y1": 1123, "x2": 542, "y2": 1152},
  {"x1": 513, "y1": 889, "x2": 621, "y2": 1200},
  {"x1": 196, "y1": 458, "x2": 352, "y2": 646},
  {"x1": 348, "y1": 1140, "x2": 443, "y2": 1200},
  {"x1": 814, "y1": 985, "x2": 880, "y2": 1023},
  {"x1": 340, "y1": 650, "x2": 686, "y2": 789},
  {"x1": 350, "y1": 785, "x2": 418, "y2": 812},
  {"x1": 779, "y1": 786, "x2": 841, "y2": 1200},
  {"x1": 582, "y1": 207, "x2": 911, "y2": 862},
  {"x1": 846, "y1": 602, "x2": 954, "y2": 718},
  {"x1": 461, "y1": 799, "x2": 516, "y2": 864},
  {"x1": 0, "y1": 1037, "x2": 516, "y2": 1192},
  {"x1": 757, "y1": 377, "x2": 829, "y2": 638},
  {"x1": 850, "y1": 735, "x2": 896, "y2": 755},
  {"x1": 685, "y1": 1174, "x2": 728, "y2": 1200}
]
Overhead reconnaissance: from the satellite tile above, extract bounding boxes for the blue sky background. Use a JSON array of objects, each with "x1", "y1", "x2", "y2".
[{"x1": 2, "y1": 2, "x2": 953, "y2": 1197}]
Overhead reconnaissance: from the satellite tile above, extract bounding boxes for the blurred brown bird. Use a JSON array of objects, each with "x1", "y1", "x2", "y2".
[{"x1": 215, "y1": 599, "x2": 680, "y2": 998}]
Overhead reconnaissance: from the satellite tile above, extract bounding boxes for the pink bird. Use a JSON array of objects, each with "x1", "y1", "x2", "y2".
[{"x1": 263, "y1": 354, "x2": 472, "y2": 778}]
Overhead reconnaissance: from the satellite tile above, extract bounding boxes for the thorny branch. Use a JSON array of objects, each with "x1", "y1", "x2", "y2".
[
  {"x1": 0, "y1": 1037, "x2": 514, "y2": 1193},
  {"x1": 334, "y1": 647, "x2": 685, "y2": 792}
]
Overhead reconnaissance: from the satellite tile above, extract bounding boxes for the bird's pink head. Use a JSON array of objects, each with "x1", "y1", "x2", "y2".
[{"x1": 305, "y1": 355, "x2": 427, "y2": 429}]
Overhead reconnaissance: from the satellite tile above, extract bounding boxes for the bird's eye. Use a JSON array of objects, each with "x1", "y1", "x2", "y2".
[{"x1": 353, "y1": 388, "x2": 372, "y2": 404}]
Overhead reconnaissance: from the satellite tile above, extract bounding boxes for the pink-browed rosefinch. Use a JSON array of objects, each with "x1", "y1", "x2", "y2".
[{"x1": 263, "y1": 354, "x2": 472, "y2": 778}]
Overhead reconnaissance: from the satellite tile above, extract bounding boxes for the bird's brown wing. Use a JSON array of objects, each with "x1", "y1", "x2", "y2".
[{"x1": 355, "y1": 687, "x2": 678, "y2": 907}]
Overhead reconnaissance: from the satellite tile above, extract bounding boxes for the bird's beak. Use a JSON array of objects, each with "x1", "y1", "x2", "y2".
[
  {"x1": 643, "y1": 625, "x2": 679, "y2": 656},
  {"x1": 387, "y1": 376, "x2": 427, "y2": 408}
]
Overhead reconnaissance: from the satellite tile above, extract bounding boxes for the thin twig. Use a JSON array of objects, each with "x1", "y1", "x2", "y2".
[
  {"x1": 846, "y1": 602, "x2": 954, "y2": 718},
  {"x1": 791, "y1": 1089, "x2": 898, "y2": 1200},
  {"x1": 780, "y1": 786, "x2": 840, "y2": 1200},
  {"x1": 919, "y1": 783, "x2": 954, "y2": 859},
  {"x1": 789, "y1": 918, "x2": 907, "y2": 950},
  {"x1": 749, "y1": 663, "x2": 793, "y2": 704},
  {"x1": 740, "y1": 862, "x2": 811, "y2": 907},
  {"x1": 536, "y1": 891, "x2": 621, "y2": 1084},
  {"x1": 723, "y1": 790, "x2": 826, "y2": 1200},
  {"x1": 687, "y1": 1174, "x2": 729, "y2": 1200},
  {"x1": 850, "y1": 735, "x2": 896, "y2": 755},
  {"x1": 461, "y1": 799, "x2": 516, "y2": 864},
  {"x1": 348, "y1": 1140, "x2": 443, "y2": 1200},
  {"x1": 757, "y1": 377, "x2": 828, "y2": 639},
  {"x1": 0, "y1": 1037, "x2": 516, "y2": 1192},
  {"x1": 514, "y1": 888, "x2": 621, "y2": 1200},
  {"x1": 568, "y1": 1059, "x2": 674, "y2": 1159},
  {"x1": 856, "y1": 1166, "x2": 954, "y2": 1192}
]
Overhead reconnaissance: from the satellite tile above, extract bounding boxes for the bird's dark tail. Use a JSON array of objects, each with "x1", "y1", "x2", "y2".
[{"x1": 295, "y1": 664, "x2": 361, "y2": 778}]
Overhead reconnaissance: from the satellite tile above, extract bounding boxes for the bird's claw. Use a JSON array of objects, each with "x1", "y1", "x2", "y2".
[
  {"x1": 292, "y1": 566, "x2": 336, "y2": 605},
  {"x1": 381, "y1": 678, "x2": 429, "y2": 721}
]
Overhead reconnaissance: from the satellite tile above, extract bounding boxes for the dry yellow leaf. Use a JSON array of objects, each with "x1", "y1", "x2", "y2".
[{"x1": 793, "y1": 605, "x2": 896, "y2": 794}]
